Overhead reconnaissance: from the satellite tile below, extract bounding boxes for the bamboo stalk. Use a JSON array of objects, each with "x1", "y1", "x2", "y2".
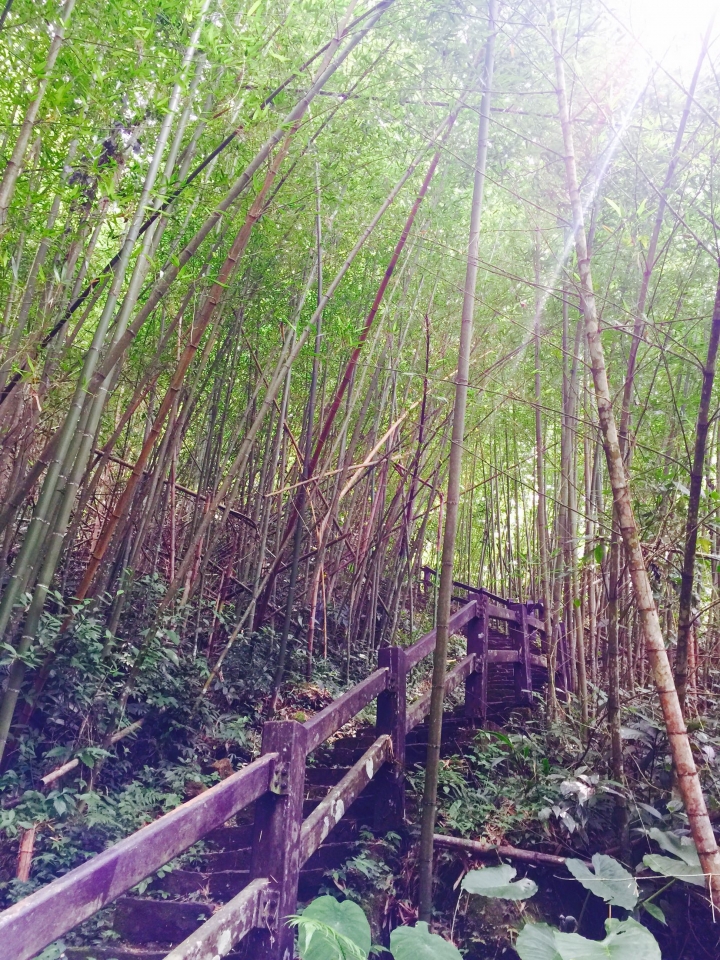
[
  {"x1": 418, "y1": 0, "x2": 497, "y2": 921},
  {"x1": 549, "y1": 0, "x2": 720, "y2": 904}
]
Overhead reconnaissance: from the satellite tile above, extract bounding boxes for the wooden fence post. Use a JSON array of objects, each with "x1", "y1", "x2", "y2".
[
  {"x1": 465, "y1": 594, "x2": 488, "y2": 721},
  {"x1": 245, "y1": 720, "x2": 306, "y2": 960},
  {"x1": 374, "y1": 646, "x2": 406, "y2": 830},
  {"x1": 511, "y1": 604, "x2": 532, "y2": 707}
]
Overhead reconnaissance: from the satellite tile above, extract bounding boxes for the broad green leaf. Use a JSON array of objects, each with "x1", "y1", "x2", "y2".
[
  {"x1": 642, "y1": 828, "x2": 705, "y2": 887},
  {"x1": 642, "y1": 853, "x2": 706, "y2": 887},
  {"x1": 516, "y1": 923, "x2": 562, "y2": 960},
  {"x1": 565, "y1": 855, "x2": 638, "y2": 910},
  {"x1": 647, "y1": 828, "x2": 700, "y2": 866},
  {"x1": 461, "y1": 864, "x2": 538, "y2": 900},
  {"x1": 298, "y1": 897, "x2": 371, "y2": 960},
  {"x1": 518, "y1": 919, "x2": 660, "y2": 960},
  {"x1": 554, "y1": 919, "x2": 661, "y2": 960},
  {"x1": 390, "y1": 921, "x2": 462, "y2": 960}
]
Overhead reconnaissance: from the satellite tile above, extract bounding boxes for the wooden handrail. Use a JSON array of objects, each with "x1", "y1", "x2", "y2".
[
  {"x1": 0, "y1": 579, "x2": 557, "y2": 960},
  {"x1": 420, "y1": 567, "x2": 515, "y2": 608},
  {"x1": 163, "y1": 878, "x2": 277, "y2": 960},
  {"x1": 405, "y1": 653, "x2": 475, "y2": 733},
  {"x1": 404, "y1": 598, "x2": 477, "y2": 670},
  {"x1": 486, "y1": 602, "x2": 519, "y2": 623},
  {"x1": 304, "y1": 667, "x2": 388, "y2": 753},
  {"x1": 0, "y1": 752, "x2": 277, "y2": 960}
]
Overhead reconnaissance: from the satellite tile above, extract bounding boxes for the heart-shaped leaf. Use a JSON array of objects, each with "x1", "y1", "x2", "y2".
[
  {"x1": 516, "y1": 919, "x2": 660, "y2": 960},
  {"x1": 516, "y1": 922, "x2": 562, "y2": 960},
  {"x1": 390, "y1": 921, "x2": 462, "y2": 960},
  {"x1": 461, "y1": 864, "x2": 538, "y2": 900},
  {"x1": 298, "y1": 896, "x2": 371, "y2": 960},
  {"x1": 643, "y1": 828, "x2": 705, "y2": 887},
  {"x1": 647, "y1": 828, "x2": 700, "y2": 865},
  {"x1": 555, "y1": 918, "x2": 661, "y2": 960},
  {"x1": 565, "y1": 854, "x2": 638, "y2": 910},
  {"x1": 642, "y1": 853, "x2": 706, "y2": 887}
]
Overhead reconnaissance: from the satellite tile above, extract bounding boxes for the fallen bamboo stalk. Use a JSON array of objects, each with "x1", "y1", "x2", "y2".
[
  {"x1": 433, "y1": 833, "x2": 578, "y2": 867},
  {"x1": 16, "y1": 826, "x2": 37, "y2": 881},
  {"x1": 40, "y1": 719, "x2": 147, "y2": 787},
  {"x1": 93, "y1": 450, "x2": 256, "y2": 528}
]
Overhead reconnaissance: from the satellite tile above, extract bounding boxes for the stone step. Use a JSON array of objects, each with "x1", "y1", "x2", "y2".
[
  {"x1": 205, "y1": 814, "x2": 362, "y2": 850},
  {"x1": 201, "y1": 839, "x2": 353, "y2": 873},
  {"x1": 66, "y1": 942, "x2": 246, "y2": 960},
  {"x1": 114, "y1": 898, "x2": 214, "y2": 944},
  {"x1": 205, "y1": 822, "x2": 254, "y2": 848},
  {"x1": 117, "y1": 855, "x2": 340, "y2": 947},
  {"x1": 305, "y1": 766, "x2": 353, "y2": 786}
]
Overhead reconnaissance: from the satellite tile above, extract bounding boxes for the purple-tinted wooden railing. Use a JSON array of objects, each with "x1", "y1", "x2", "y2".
[{"x1": 0, "y1": 584, "x2": 560, "y2": 960}]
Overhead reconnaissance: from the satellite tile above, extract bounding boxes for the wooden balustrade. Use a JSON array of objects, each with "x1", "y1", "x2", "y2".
[
  {"x1": 0, "y1": 752, "x2": 278, "y2": 960},
  {"x1": 0, "y1": 584, "x2": 563, "y2": 960}
]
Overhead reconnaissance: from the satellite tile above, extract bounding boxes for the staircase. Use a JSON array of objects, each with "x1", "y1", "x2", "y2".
[
  {"x1": 63, "y1": 712, "x2": 483, "y2": 960},
  {"x1": 0, "y1": 584, "x2": 566, "y2": 960}
]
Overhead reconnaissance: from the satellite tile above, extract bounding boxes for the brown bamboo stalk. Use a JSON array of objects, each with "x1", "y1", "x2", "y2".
[
  {"x1": 676, "y1": 274, "x2": 720, "y2": 711},
  {"x1": 15, "y1": 826, "x2": 36, "y2": 882},
  {"x1": 549, "y1": 0, "x2": 720, "y2": 904}
]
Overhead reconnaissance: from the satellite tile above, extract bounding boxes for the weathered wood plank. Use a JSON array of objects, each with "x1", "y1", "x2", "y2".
[
  {"x1": 405, "y1": 654, "x2": 474, "y2": 733},
  {"x1": 375, "y1": 646, "x2": 406, "y2": 830},
  {"x1": 299, "y1": 735, "x2": 392, "y2": 865},
  {"x1": 526, "y1": 614, "x2": 544, "y2": 632},
  {"x1": 246, "y1": 721, "x2": 306, "y2": 960},
  {"x1": 304, "y1": 668, "x2": 388, "y2": 753},
  {"x1": 162, "y1": 879, "x2": 275, "y2": 960},
  {"x1": 486, "y1": 648, "x2": 520, "y2": 664},
  {"x1": 0, "y1": 752, "x2": 277, "y2": 960},
  {"x1": 465, "y1": 598, "x2": 488, "y2": 720},
  {"x1": 486, "y1": 603, "x2": 519, "y2": 623},
  {"x1": 404, "y1": 600, "x2": 476, "y2": 670},
  {"x1": 512, "y1": 605, "x2": 532, "y2": 706}
]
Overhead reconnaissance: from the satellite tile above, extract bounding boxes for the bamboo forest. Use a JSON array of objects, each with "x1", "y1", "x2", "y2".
[{"x1": 2, "y1": 0, "x2": 720, "y2": 957}]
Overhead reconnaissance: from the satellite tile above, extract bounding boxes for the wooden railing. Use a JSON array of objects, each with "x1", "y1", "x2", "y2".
[{"x1": 0, "y1": 587, "x2": 561, "y2": 960}]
